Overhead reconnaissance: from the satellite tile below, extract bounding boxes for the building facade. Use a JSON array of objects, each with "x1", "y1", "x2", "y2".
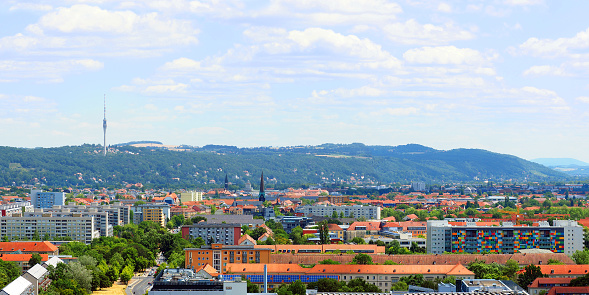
[
  {"x1": 181, "y1": 224, "x2": 242, "y2": 245},
  {"x1": 295, "y1": 204, "x2": 381, "y2": 220},
  {"x1": 427, "y1": 220, "x2": 583, "y2": 255},
  {"x1": 185, "y1": 244, "x2": 272, "y2": 272},
  {"x1": 29, "y1": 190, "x2": 65, "y2": 209},
  {"x1": 0, "y1": 212, "x2": 99, "y2": 244}
]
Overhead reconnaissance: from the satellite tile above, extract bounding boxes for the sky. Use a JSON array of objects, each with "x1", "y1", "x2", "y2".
[{"x1": 1, "y1": 0, "x2": 589, "y2": 162}]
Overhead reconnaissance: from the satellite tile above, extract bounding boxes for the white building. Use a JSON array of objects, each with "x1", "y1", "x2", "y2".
[
  {"x1": 411, "y1": 182, "x2": 426, "y2": 192},
  {"x1": 295, "y1": 204, "x2": 381, "y2": 220},
  {"x1": 180, "y1": 191, "x2": 204, "y2": 203}
]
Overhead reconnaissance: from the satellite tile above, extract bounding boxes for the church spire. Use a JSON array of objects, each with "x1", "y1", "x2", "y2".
[
  {"x1": 224, "y1": 174, "x2": 229, "y2": 190},
  {"x1": 258, "y1": 171, "x2": 265, "y2": 202}
]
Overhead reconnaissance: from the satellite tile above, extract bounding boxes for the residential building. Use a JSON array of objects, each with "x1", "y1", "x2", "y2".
[
  {"x1": 0, "y1": 254, "x2": 48, "y2": 271},
  {"x1": 185, "y1": 244, "x2": 272, "y2": 272},
  {"x1": 40, "y1": 206, "x2": 112, "y2": 237},
  {"x1": 190, "y1": 215, "x2": 264, "y2": 228},
  {"x1": 143, "y1": 208, "x2": 165, "y2": 227},
  {"x1": 269, "y1": 244, "x2": 385, "y2": 254},
  {"x1": 0, "y1": 276, "x2": 34, "y2": 295},
  {"x1": 170, "y1": 207, "x2": 199, "y2": 219},
  {"x1": 132, "y1": 203, "x2": 170, "y2": 224},
  {"x1": 276, "y1": 216, "x2": 313, "y2": 233},
  {"x1": 22, "y1": 264, "x2": 50, "y2": 295},
  {"x1": 536, "y1": 265, "x2": 589, "y2": 278},
  {"x1": 180, "y1": 191, "x2": 204, "y2": 203},
  {"x1": 223, "y1": 263, "x2": 474, "y2": 292},
  {"x1": 295, "y1": 204, "x2": 381, "y2": 220},
  {"x1": 317, "y1": 195, "x2": 350, "y2": 203},
  {"x1": 528, "y1": 278, "x2": 573, "y2": 295},
  {"x1": 29, "y1": 190, "x2": 65, "y2": 209},
  {"x1": 0, "y1": 202, "x2": 33, "y2": 216},
  {"x1": 412, "y1": 182, "x2": 426, "y2": 192},
  {"x1": 148, "y1": 268, "x2": 246, "y2": 295},
  {"x1": 427, "y1": 220, "x2": 583, "y2": 255},
  {"x1": 0, "y1": 212, "x2": 99, "y2": 244},
  {"x1": 0, "y1": 241, "x2": 59, "y2": 255},
  {"x1": 548, "y1": 287, "x2": 589, "y2": 295},
  {"x1": 181, "y1": 223, "x2": 242, "y2": 245}
]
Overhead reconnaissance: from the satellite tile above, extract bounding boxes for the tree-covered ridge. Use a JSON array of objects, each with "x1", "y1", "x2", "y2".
[{"x1": 0, "y1": 143, "x2": 567, "y2": 188}]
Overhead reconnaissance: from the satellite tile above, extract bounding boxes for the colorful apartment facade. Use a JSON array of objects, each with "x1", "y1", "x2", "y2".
[{"x1": 427, "y1": 220, "x2": 583, "y2": 255}]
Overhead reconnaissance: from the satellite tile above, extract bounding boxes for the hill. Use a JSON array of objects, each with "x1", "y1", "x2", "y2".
[
  {"x1": 0, "y1": 143, "x2": 568, "y2": 188},
  {"x1": 531, "y1": 158, "x2": 589, "y2": 167}
]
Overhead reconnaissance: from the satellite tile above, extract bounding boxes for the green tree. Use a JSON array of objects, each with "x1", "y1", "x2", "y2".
[
  {"x1": 318, "y1": 259, "x2": 340, "y2": 265},
  {"x1": 392, "y1": 281, "x2": 408, "y2": 291},
  {"x1": 308, "y1": 278, "x2": 340, "y2": 292},
  {"x1": 247, "y1": 279, "x2": 259, "y2": 293},
  {"x1": 517, "y1": 264, "x2": 544, "y2": 290},
  {"x1": 352, "y1": 253, "x2": 372, "y2": 265},
  {"x1": 28, "y1": 253, "x2": 42, "y2": 267},
  {"x1": 350, "y1": 237, "x2": 366, "y2": 244},
  {"x1": 573, "y1": 250, "x2": 589, "y2": 264},
  {"x1": 120, "y1": 264, "x2": 134, "y2": 284}
]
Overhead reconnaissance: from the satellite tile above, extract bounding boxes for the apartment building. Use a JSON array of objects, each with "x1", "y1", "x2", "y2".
[
  {"x1": 180, "y1": 191, "x2": 204, "y2": 203},
  {"x1": 0, "y1": 212, "x2": 99, "y2": 244},
  {"x1": 132, "y1": 203, "x2": 170, "y2": 225},
  {"x1": 143, "y1": 208, "x2": 165, "y2": 227},
  {"x1": 185, "y1": 244, "x2": 272, "y2": 272},
  {"x1": 0, "y1": 241, "x2": 58, "y2": 255},
  {"x1": 40, "y1": 206, "x2": 112, "y2": 237},
  {"x1": 181, "y1": 223, "x2": 241, "y2": 245},
  {"x1": 0, "y1": 202, "x2": 33, "y2": 216},
  {"x1": 295, "y1": 204, "x2": 381, "y2": 220},
  {"x1": 427, "y1": 220, "x2": 583, "y2": 255},
  {"x1": 29, "y1": 190, "x2": 65, "y2": 209}
]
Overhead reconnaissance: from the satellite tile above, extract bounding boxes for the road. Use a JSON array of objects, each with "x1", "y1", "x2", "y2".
[{"x1": 126, "y1": 270, "x2": 155, "y2": 295}]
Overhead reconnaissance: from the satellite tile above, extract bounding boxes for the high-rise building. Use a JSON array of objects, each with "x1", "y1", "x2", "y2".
[
  {"x1": 103, "y1": 94, "x2": 107, "y2": 156},
  {"x1": 181, "y1": 223, "x2": 242, "y2": 245},
  {"x1": 427, "y1": 219, "x2": 583, "y2": 255},
  {"x1": 294, "y1": 204, "x2": 381, "y2": 220},
  {"x1": 29, "y1": 190, "x2": 65, "y2": 209}
]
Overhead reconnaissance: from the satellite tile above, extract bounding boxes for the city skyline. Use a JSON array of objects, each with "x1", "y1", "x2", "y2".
[{"x1": 1, "y1": 1, "x2": 589, "y2": 162}]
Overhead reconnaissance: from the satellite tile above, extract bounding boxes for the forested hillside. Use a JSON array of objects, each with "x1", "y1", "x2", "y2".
[{"x1": 0, "y1": 143, "x2": 567, "y2": 188}]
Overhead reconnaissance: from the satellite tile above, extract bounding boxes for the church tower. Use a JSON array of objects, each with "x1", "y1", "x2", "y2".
[
  {"x1": 258, "y1": 172, "x2": 265, "y2": 202},
  {"x1": 224, "y1": 174, "x2": 229, "y2": 190}
]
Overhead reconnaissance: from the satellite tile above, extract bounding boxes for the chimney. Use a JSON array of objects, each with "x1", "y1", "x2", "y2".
[{"x1": 263, "y1": 264, "x2": 268, "y2": 293}]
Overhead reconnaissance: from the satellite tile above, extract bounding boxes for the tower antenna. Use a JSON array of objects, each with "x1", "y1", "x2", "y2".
[{"x1": 103, "y1": 94, "x2": 107, "y2": 156}]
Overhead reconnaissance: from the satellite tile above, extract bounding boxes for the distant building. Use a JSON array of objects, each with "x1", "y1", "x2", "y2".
[
  {"x1": 180, "y1": 191, "x2": 204, "y2": 203},
  {"x1": 412, "y1": 182, "x2": 426, "y2": 192},
  {"x1": 276, "y1": 216, "x2": 313, "y2": 233},
  {"x1": 29, "y1": 190, "x2": 64, "y2": 209},
  {"x1": 258, "y1": 172, "x2": 265, "y2": 202},
  {"x1": 0, "y1": 202, "x2": 33, "y2": 217},
  {"x1": 317, "y1": 195, "x2": 350, "y2": 203},
  {"x1": 132, "y1": 203, "x2": 170, "y2": 225},
  {"x1": 295, "y1": 204, "x2": 381, "y2": 220},
  {"x1": 181, "y1": 223, "x2": 242, "y2": 245},
  {"x1": 427, "y1": 220, "x2": 583, "y2": 255}
]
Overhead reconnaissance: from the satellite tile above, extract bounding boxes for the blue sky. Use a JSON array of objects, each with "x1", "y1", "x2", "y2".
[{"x1": 1, "y1": 0, "x2": 589, "y2": 162}]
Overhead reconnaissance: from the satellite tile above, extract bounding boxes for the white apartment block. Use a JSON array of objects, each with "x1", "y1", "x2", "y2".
[
  {"x1": 0, "y1": 211, "x2": 100, "y2": 244},
  {"x1": 427, "y1": 219, "x2": 583, "y2": 255},
  {"x1": 0, "y1": 202, "x2": 33, "y2": 216},
  {"x1": 295, "y1": 205, "x2": 381, "y2": 220},
  {"x1": 180, "y1": 191, "x2": 204, "y2": 203}
]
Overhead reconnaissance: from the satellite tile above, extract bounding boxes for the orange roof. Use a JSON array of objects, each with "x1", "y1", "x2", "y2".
[
  {"x1": 548, "y1": 287, "x2": 589, "y2": 295},
  {"x1": 535, "y1": 265, "x2": 589, "y2": 275},
  {"x1": 528, "y1": 277, "x2": 573, "y2": 288},
  {"x1": 238, "y1": 234, "x2": 256, "y2": 245},
  {"x1": 348, "y1": 222, "x2": 381, "y2": 231},
  {"x1": 195, "y1": 263, "x2": 219, "y2": 277},
  {"x1": 0, "y1": 253, "x2": 48, "y2": 262},
  {"x1": 0, "y1": 241, "x2": 58, "y2": 253},
  {"x1": 327, "y1": 224, "x2": 343, "y2": 231}
]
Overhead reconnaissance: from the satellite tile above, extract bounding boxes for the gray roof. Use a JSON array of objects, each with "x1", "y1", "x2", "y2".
[
  {"x1": 26, "y1": 264, "x2": 47, "y2": 280},
  {"x1": 195, "y1": 215, "x2": 264, "y2": 225},
  {"x1": 1, "y1": 277, "x2": 32, "y2": 295},
  {"x1": 43, "y1": 256, "x2": 64, "y2": 268}
]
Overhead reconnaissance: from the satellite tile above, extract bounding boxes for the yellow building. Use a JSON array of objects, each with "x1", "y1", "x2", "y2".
[{"x1": 143, "y1": 208, "x2": 165, "y2": 227}]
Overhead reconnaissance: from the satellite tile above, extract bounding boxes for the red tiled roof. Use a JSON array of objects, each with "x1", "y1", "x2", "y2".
[
  {"x1": 0, "y1": 253, "x2": 49, "y2": 262},
  {"x1": 548, "y1": 287, "x2": 589, "y2": 295},
  {"x1": 0, "y1": 241, "x2": 58, "y2": 253},
  {"x1": 535, "y1": 265, "x2": 589, "y2": 276},
  {"x1": 528, "y1": 277, "x2": 573, "y2": 288}
]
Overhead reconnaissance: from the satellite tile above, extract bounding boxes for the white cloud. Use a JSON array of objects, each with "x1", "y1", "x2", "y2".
[
  {"x1": 403, "y1": 46, "x2": 488, "y2": 65},
  {"x1": 0, "y1": 4, "x2": 199, "y2": 56},
  {"x1": 437, "y1": 3, "x2": 452, "y2": 12},
  {"x1": 576, "y1": 96, "x2": 589, "y2": 103},
  {"x1": 519, "y1": 27, "x2": 589, "y2": 58},
  {"x1": 523, "y1": 65, "x2": 568, "y2": 76},
  {"x1": 367, "y1": 107, "x2": 419, "y2": 117},
  {"x1": 503, "y1": 0, "x2": 543, "y2": 6},
  {"x1": 9, "y1": 3, "x2": 53, "y2": 11},
  {"x1": 519, "y1": 86, "x2": 565, "y2": 105},
  {"x1": 0, "y1": 59, "x2": 103, "y2": 82},
  {"x1": 383, "y1": 19, "x2": 475, "y2": 45}
]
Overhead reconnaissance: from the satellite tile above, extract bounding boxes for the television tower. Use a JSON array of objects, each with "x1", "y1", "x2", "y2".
[{"x1": 103, "y1": 95, "x2": 107, "y2": 156}]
